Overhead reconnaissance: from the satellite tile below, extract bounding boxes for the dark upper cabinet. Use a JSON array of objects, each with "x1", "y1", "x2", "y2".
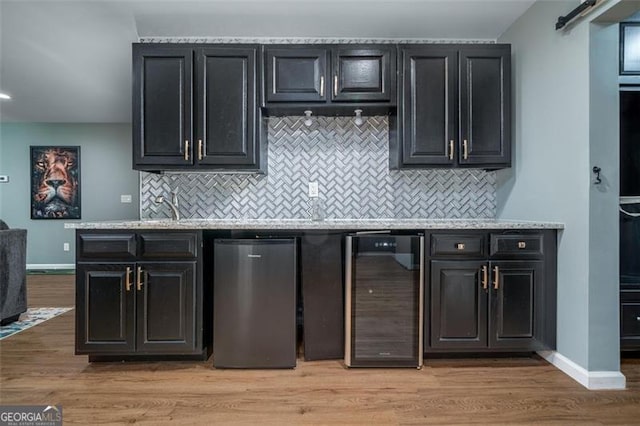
[
  {"x1": 458, "y1": 46, "x2": 511, "y2": 167},
  {"x1": 393, "y1": 44, "x2": 511, "y2": 169},
  {"x1": 264, "y1": 45, "x2": 396, "y2": 107},
  {"x1": 398, "y1": 46, "x2": 457, "y2": 166},
  {"x1": 266, "y1": 47, "x2": 328, "y2": 103},
  {"x1": 332, "y1": 47, "x2": 395, "y2": 102},
  {"x1": 132, "y1": 46, "x2": 193, "y2": 167},
  {"x1": 132, "y1": 43, "x2": 265, "y2": 173},
  {"x1": 196, "y1": 46, "x2": 260, "y2": 168}
]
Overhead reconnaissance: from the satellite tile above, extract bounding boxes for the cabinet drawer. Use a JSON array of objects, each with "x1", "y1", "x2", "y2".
[
  {"x1": 139, "y1": 232, "x2": 199, "y2": 258},
  {"x1": 430, "y1": 234, "x2": 485, "y2": 257},
  {"x1": 621, "y1": 295, "x2": 640, "y2": 339},
  {"x1": 77, "y1": 233, "x2": 137, "y2": 259},
  {"x1": 490, "y1": 234, "x2": 543, "y2": 258}
]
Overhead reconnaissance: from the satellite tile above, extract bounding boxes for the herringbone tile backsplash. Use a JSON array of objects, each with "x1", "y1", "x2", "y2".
[{"x1": 140, "y1": 116, "x2": 496, "y2": 219}]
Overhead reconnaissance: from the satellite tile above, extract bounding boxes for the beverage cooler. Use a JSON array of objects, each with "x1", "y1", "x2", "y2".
[{"x1": 344, "y1": 233, "x2": 424, "y2": 368}]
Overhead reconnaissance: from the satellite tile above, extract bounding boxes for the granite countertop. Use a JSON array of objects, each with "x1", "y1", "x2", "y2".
[{"x1": 65, "y1": 218, "x2": 564, "y2": 230}]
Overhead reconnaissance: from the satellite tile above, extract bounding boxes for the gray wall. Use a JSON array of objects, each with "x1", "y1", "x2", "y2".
[
  {"x1": 0, "y1": 123, "x2": 139, "y2": 266},
  {"x1": 588, "y1": 22, "x2": 620, "y2": 371},
  {"x1": 497, "y1": 0, "x2": 626, "y2": 372}
]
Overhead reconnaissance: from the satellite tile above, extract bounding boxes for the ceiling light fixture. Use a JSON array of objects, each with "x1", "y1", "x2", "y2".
[{"x1": 0, "y1": 92, "x2": 11, "y2": 100}]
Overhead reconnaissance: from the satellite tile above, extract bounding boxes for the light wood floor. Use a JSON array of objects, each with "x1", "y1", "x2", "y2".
[{"x1": 1, "y1": 276, "x2": 640, "y2": 425}]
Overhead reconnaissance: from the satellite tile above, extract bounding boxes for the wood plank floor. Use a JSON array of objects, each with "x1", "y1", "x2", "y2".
[{"x1": 1, "y1": 275, "x2": 640, "y2": 425}]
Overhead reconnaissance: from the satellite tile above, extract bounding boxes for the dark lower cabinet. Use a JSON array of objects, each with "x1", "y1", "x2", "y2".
[
  {"x1": 75, "y1": 230, "x2": 206, "y2": 360},
  {"x1": 431, "y1": 260, "x2": 487, "y2": 350},
  {"x1": 300, "y1": 232, "x2": 344, "y2": 360},
  {"x1": 489, "y1": 261, "x2": 542, "y2": 350},
  {"x1": 135, "y1": 262, "x2": 197, "y2": 354},
  {"x1": 427, "y1": 231, "x2": 554, "y2": 353},
  {"x1": 76, "y1": 263, "x2": 135, "y2": 354},
  {"x1": 621, "y1": 290, "x2": 640, "y2": 350}
]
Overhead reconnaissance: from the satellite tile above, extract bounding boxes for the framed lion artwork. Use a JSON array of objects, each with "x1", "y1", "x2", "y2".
[{"x1": 30, "y1": 146, "x2": 81, "y2": 219}]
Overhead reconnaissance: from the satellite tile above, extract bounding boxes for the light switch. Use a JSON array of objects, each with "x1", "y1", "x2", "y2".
[{"x1": 120, "y1": 194, "x2": 132, "y2": 203}]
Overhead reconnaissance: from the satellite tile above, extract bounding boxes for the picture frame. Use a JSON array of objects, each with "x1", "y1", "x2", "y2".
[{"x1": 30, "y1": 146, "x2": 81, "y2": 219}]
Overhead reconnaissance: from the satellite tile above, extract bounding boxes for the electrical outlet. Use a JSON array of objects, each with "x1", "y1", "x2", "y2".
[
  {"x1": 63, "y1": 243, "x2": 70, "y2": 252},
  {"x1": 120, "y1": 194, "x2": 132, "y2": 203},
  {"x1": 308, "y1": 181, "x2": 319, "y2": 198}
]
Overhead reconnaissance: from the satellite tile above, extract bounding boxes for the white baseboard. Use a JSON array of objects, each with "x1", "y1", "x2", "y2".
[
  {"x1": 538, "y1": 350, "x2": 626, "y2": 390},
  {"x1": 27, "y1": 264, "x2": 75, "y2": 270}
]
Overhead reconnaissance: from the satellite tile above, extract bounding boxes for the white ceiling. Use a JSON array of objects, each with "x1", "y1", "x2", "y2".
[{"x1": 0, "y1": 0, "x2": 538, "y2": 123}]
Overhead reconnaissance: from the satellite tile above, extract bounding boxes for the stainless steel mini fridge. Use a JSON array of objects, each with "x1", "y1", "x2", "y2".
[{"x1": 213, "y1": 239, "x2": 297, "y2": 368}]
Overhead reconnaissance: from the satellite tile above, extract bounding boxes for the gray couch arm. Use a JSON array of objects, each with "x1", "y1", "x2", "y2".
[{"x1": 0, "y1": 229, "x2": 28, "y2": 324}]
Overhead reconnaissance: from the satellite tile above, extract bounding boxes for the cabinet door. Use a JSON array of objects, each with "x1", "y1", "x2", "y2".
[
  {"x1": 76, "y1": 263, "x2": 135, "y2": 354},
  {"x1": 489, "y1": 261, "x2": 542, "y2": 350},
  {"x1": 132, "y1": 45, "x2": 193, "y2": 168},
  {"x1": 135, "y1": 262, "x2": 197, "y2": 354},
  {"x1": 459, "y1": 45, "x2": 511, "y2": 167},
  {"x1": 621, "y1": 291, "x2": 640, "y2": 350},
  {"x1": 265, "y1": 47, "x2": 328, "y2": 102},
  {"x1": 430, "y1": 260, "x2": 487, "y2": 349},
  {"x1": 399, "y1": 46, "x2": 457, "y2": 166},
  {"x1": 196, "y1": 46, "x2": 259, "y2": 167},
  {"x1": 301, "y1": 232, "x2": 344, "y2": 360},
  {"x1": 332, "y1": 47, "x2": 395, "y2": 102}
]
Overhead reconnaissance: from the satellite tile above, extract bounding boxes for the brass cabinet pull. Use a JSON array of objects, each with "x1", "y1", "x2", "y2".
[
  {"x1": 136, "y1": 266, "x2": 144, "y2": 291},
  {"x1": 481, "y1": 265, "x2": 488, "y2": 291},
  {"x1": 334, "y1": 75, "x2": 338, "y2": 97},
  {"x1": 463, "y1": 139, "x2": 469, "y2": 160},
  {"x1": 493, "y1": 266, "x2": 499, "y2": 290},
  {"x1": 198, "y1": 139, "x2": 203, "y2": 161},
  {"x1": 125, "y1": 267, "x2": 132, "y2": 292},
  {"x1": 449, "y1": 140, "x2": 454, "y2": 160},
  {"x1": 320, "y1": 76, "x2": 325, "y2": 97},
  {"x1": 518, "y1": 241, "x2": 527, "y2": 249},
  {"x1": 184, "y1": 140, "x2": 190, "y2": 161}
]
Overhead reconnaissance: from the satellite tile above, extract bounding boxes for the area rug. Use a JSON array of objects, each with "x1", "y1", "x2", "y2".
[{"x1": 0, "y1": 307, "x2": 73, "y2": 340}]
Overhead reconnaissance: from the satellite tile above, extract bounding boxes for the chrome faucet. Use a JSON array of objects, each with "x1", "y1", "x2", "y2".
[{"x1": 154, "y1": 191, "x2": 180, "y2": 221}]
